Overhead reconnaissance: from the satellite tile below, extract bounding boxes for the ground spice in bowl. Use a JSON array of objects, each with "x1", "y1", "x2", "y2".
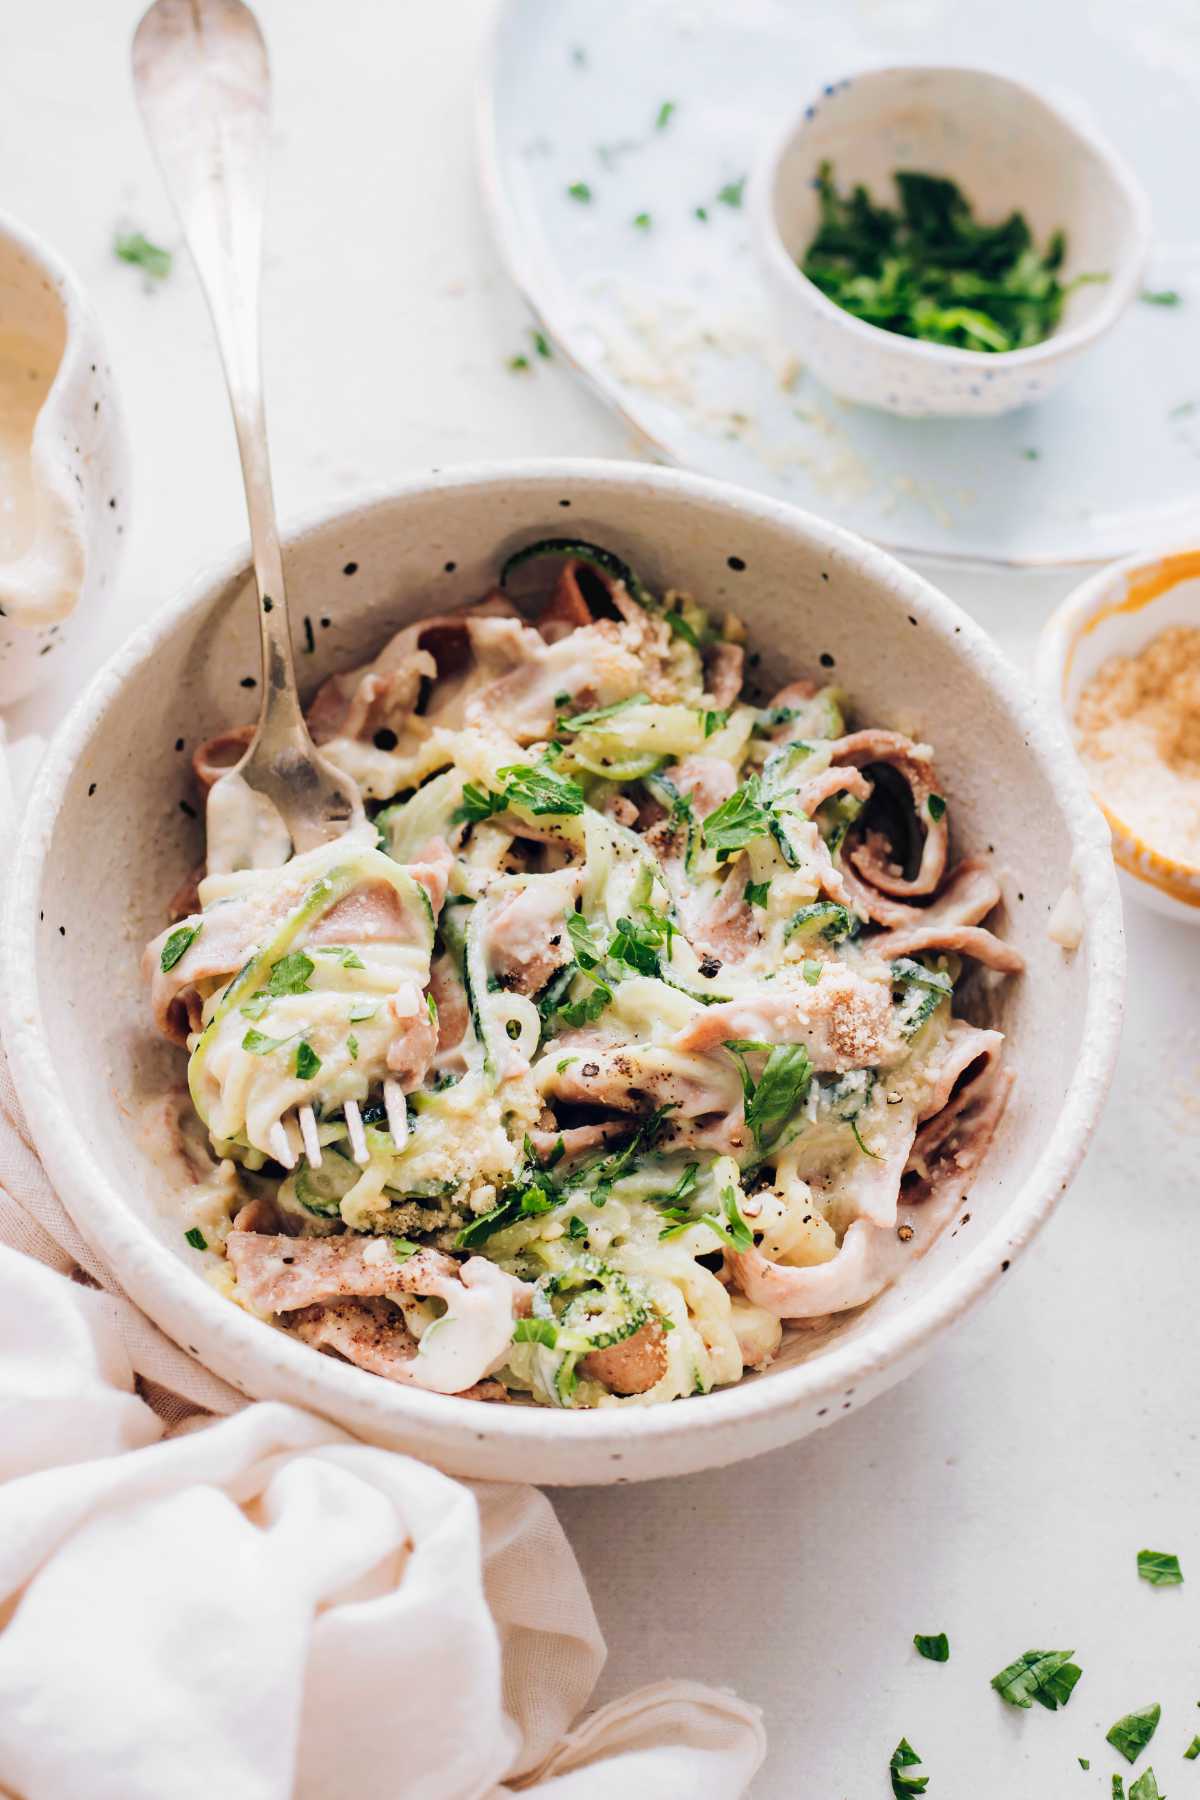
[{"x1": 1074, "y1": 624, "x2": 1200, "y2": 866}]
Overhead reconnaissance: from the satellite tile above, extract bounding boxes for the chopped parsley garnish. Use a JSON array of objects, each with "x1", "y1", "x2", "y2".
[
  {"x1": 664, "y1": 609, "x2": 700, "y2": 647},
  {"x1": 1128, "y1": 1771, "x2": 1162, "y2": 1800},
  {"x1": 242, "y1": 1027, "x2": 293, "y2": 1055},
  {"x1": 702, "y1": 774, "x2": 771, "y2": 858},
  {"x1": 702, "y1": 708, "x2": 729, "y2": 738},
  {"x1": 1185, "y1": 1737, "x2": 1200, "y2": 1761},
  {"x1": 348, "y1": 1002, "x2": 378, "y2": 1023},
  {"x1": 889, "y1": 1738, "x2": 928, "y2": 1797},
  {"x1": 802, "y1": 960, "x2": 823, "y2": 986},
  {"x1": 1114, "y1": 1780, "x2": 1125, "y2": 1800},
  {"x1": 1107, "y1": 1705, "x2": 1161, "y2": 1764},
  {"x1": 724, "y1": 1040, "x2": 813, "y2": 1152},
  {"x1": 717, "y1": 176, "x2": 746, "y2": 209},
  {"x1": 567, "y1": 180, "x2": 592, "y2": 202},
  {"x1": 1137, "y1": 1549, "x2": 1183, "y2": 1586},
  {"x1": 317, "y1": 945, "x2": 365, "y2": 969},
  {"x1": 508, "y1": 354, "x2": 530, "y2": 372},
  {"x1": 1142, "y1": 289, "x2": 1181, "y2": 306},
  {"x1": 558, "y1": 693, "x2": 647, "y2": 730},
  {"x1": 115, "y1": 230, "x2": 172, "y2": 280},
  {"x1": 927, "y1": 793, "x2": 947, "y2": 822},
  {"x1": 294, "y1": 1041, "x2": 321, "y2": 1081},
  {"x1": 802, "y1": 163, "x2": 1103, "y2": 351},
  {"x1": 184, "y1": 1226, "x2": 207, "y2": 1251},
  {"x1": 513, "y1": 1317, "x2": 558, "y2": 1347},
  {"x1": 453, "y1": 761, "x2": 584, "y2": 822},
  {"x1": 633, "y1": 212, "x2": 651, "y2": 230},
  {"x1": 347, "y1": 1034, "x2": 359, "y2": 1061},
  {"x1": 745, "y1": 880, "x2": 771, "y2": 909},
  {"x1": 532, "y1": 329, "x2": 553, "y2": 358},
  {"x1": 566, "y1": 1214, "x2": 588, "y2": 1240},
  {"x1": 391, "y1": 1239, "x2": 419, "y2": 1263},
  {"x1": 1079, "y1": 1758, "x2": 1090, "y2": 1770},
  {"x1": 565, "y1": 910, "x2": 605, "y2": 970},
  {"x1": 850, "y1": 1118, "x2": 881, "y2": 1159},
  {"x1": 914, "y1": 1632, "x2": 949, "y2": 1662},
  {"x1": 991, "y1": 1649, "x2": 1082, "y2": 1711},
  {"x1": 160, "y1": 923, "x2": 201, "y2": 972},
  {"x1": 266, "y1": 950, "x2": 315, "y2": 995},
  {"x1": 655, "y1": 100, "x2": 675, "y2": 130}
]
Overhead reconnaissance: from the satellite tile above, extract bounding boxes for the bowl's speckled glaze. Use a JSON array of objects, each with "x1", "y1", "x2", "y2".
[{"x1": 2, "y1": 464, "x2": 1124, "y2": 1483}]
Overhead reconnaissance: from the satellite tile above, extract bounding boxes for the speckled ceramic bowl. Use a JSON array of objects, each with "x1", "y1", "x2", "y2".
[
  {"x1": 1038, "y1": 545, "x2": 1200, "y2": 925},
  {"x1": 0, "y1": 211, "x2": 129, "y2": 705},
  {"x1": 2, "y1": 464, "x2": 1124, "y2": 1484},
  {"x1": 752, "y1": 65, "x2": 1150, "y2": 419}
]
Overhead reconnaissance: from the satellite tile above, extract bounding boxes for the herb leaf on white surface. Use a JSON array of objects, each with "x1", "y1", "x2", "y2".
[{"x1": 991, "y1": 1648, "x2": 1083, "y2": 1710}]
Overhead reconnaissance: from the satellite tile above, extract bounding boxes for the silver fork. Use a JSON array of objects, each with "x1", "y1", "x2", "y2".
[
  {"x1": 132, "y1": 0, "x2": 363, "y2": 867},
  {"x1": 134, "y1": 0, "x2": 367, "y2": 1171}
]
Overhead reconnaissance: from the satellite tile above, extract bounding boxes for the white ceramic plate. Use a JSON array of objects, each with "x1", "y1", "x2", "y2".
[
  {"x1": 2, "y1": 464, "x2": 1123, "y2": 1484},
  {"x1": 480, "y1": 0, "x2": 1200, "y2": 568}
]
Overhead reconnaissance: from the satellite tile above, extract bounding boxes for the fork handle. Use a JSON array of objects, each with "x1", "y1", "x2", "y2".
[{"x1": 132, "y1": 0, "x2": 303, "y2": 736}]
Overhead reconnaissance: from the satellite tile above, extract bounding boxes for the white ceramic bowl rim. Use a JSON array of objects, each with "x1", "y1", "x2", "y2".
[
  {"x1": 3, "y1": 460, "x2": 1125, "y2": 1460},
  {"x1": 753, "y1": 61, "x2": 1152, "y2": 370},
  {"x1": 1036, "y1": 539, "x2": 1200, "y2": 881}
]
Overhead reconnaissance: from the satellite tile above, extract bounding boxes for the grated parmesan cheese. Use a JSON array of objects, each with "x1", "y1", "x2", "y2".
[{"x1": 1074, "y1": 624, "x2": 1200, "y2": 865}]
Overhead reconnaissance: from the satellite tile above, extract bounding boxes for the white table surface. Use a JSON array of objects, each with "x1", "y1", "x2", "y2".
[{"x1": 5, "y1": 3, "x2": 1198, "y2": 1795}]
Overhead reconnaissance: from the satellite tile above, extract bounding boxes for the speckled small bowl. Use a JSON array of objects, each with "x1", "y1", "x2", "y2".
[
  {"x1": 2, "y1": 464, "x2": 1123, "y2": 1484},
  {"x1": 0, "y1": 211, "x2": 129, "y2": 706},
  {"x1": 1038, "y1": 545, "x2": 1200, "y2": 925},
  {"x1": 752, "y1": 65, "x2": 1150, "y2": 419}
]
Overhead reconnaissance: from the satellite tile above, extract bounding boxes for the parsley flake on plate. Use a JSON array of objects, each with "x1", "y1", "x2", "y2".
[
  {"x1": 913, "y1": 1632, "x2": 950, "y2": 1662},
  {"x1": 115, "y1": 230, "x2": 172, "y2": 279},
  {"x1": 889, "y1": 1738, "x2": 929, "y2": 1797},
  {"x1": 1107, "y1": 1705, "x2": 1161, "y2": 1764},
  {"x1": 184, "y1": 1226, "x2": 206, "y2": 1251},
  {"x1": 1137, "y1": 1549, "x2": 1183, "y2": 1587},
  {"x1": 266, "y1": 950, "x2": 315, "y2": 995},
  {"x1": 567, "y1": 180, "x2": 592, "y2": 203},
  {"x1": 294, "y1": 1041, "x2": 321, "y2": 1081},
  {"x1": 1184, "y1": 1737, "x2": 1200, "y2": 1761},
  {"x1": 991, "y1": 1648, "x2": 1082, "y2": 1710},
  {"x1": 1128, "y1": 1771, "x2": 1163, "y2": 1800}
]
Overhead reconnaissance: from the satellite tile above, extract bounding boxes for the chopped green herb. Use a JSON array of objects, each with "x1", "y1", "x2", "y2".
[
  {"x1": 266, "y1": 950, "x2": 315, "y2": 995},
  {"x1": 1129, "y1": 1771, "x2": 1163, "y2": 1800},
  {"x1": 927, "y1": 794, "x2": 947, "y2": 822},
  {"x1": 391, "y1": 1238, "x2": 419, "y2": 1263},
  {"x1": 702, "y1": 708, "x2": 729, "y2": 738},
  {"x1": 496, "y1": 761, "x2": 585, "y2": 816},
  {"x1": 294, "y1": 1041, "x2": 322, "y2": 1081},
  {"x1": 115, "y1": 230, "x2": 172, "y2": 280},
  {"x1": 1108, "y1": 1705, "x2": 1161, "y2": 1764},
  {"x1": 1142, "y1": 289, "x2": 1181, "y2": 306},
  {"x1": 184, "y1": 1226, "x2": 207, "y2": 1251},
  {"x1": 850, "y1": 1117, "x2": 881, "y2": 1159},
  {"x1": 558, "y1": 693, "x2": 647, "y2": 730},
  {"x1": 565, "y1": 910, "x2": 605, "y2": 971},
  {"x1": 348, "y1": 1002, "x2": 377, "y2": 1023},
  {"x1": 1137, "y1": 1549, "x2": 1183, "y2": 1587},
  {"x1": 694, "y1": 205, "x2": 709, "y2": 222},
  {"x1": 991, "y1": 1648, "x2": 1083, "y2": 1711},
  {"x1": 703, "y1": 774, "x2": 772, "y2": 858},
  {"x1": 655, "y1": 100, "x2": 675, "y2": 130},
  {"x1": 717, "y1": 177, "x2": 745, "y2": 209},
  {"x1": 347, "y1": 1034, "x2": 359, "y2": 1061},
  {"x1": 567, "y1": 181, "x2": 592, "y2": 203},
  {"x1": 1022, "y1": 447, "x2": 1040, "y2": 460},
  {"x1": 1114, "y1": 1780, "x2": 1125, "y2": 1800},
  {"x1": 239, "y1": 994, "x2": 271, "y2": 1020},
  {"x1": 664, "y1": 609, "x2": 701, "y2": 647},
  {"x1": 802, "y1": 163, "x2": 1103, "y2": 352},
  {"x1": 1184, "y1": 1737, "x2": 1200, "y2": 1761},
  {"x1": 242, "y1": 1027, "x2": 293, "y2": 1055},
  {"x1": 532, "y1": 329, "x2": 553, "y2": 358},
  {"x1": 913, "y1": 1632, "x2": 949, "y2": 1662},
  {"x1": 454, "y1": 781, "x2": 510, "y2": 823},
  {"x1": 1079, "y1": 1759, "x2": 1090, "y2": 1770},
  {"x1": 508, "y1": 354, "x2": 531, "y2": 372},
  {"x1": 889, "y1": 1738, "x2": 929, "y2": 1798},
  {"x1": 802, "y1": 959, "x2": 823, "y2": 986},
  {"x1": 633, "y1": 211, "x2": 652, "y2": 230},
  {"x1": 745, "y1": 880, "x2": 771, "y2": 909},
  {"x1": 317, "y1": 945, "x2": 365, "y2": 969},
  {"x1": 160, "y1": 923, "x2": 201, "y2": 972},
  {"x1": 566, "y1": 1214, "x2": 588, "y2": 1240},
  {"x1": 514, "y1": 1317, "x2": 558, "y2": 1347},
  {"x1": 724, "y1": 1040, "x2": 812, "y2": 1152},
  {"x1": 785, "y1": 900, "x2": 856, "y2": 944}
]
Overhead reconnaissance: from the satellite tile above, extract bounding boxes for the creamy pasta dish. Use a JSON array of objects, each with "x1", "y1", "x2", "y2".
[{"x1": 144, "y1": 540, "x2": 1022, "y2": 1409}]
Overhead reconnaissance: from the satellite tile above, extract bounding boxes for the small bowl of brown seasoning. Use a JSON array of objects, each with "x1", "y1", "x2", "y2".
[{"x1": 1038, "y1": 548, "x2": 1200, "y2": 923}]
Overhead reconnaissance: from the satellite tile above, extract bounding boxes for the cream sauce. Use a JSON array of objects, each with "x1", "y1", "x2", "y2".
[{"x1": 0, "y1": 328, "x2": 56, "y2": 565}]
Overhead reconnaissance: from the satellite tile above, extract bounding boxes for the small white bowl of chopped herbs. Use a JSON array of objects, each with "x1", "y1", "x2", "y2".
[{"x1": 752, "y1": 65, "x2": 1150, "y2": 419}]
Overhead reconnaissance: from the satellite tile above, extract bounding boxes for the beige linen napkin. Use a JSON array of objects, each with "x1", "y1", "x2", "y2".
[{"x1": 0, "y1": 1047, "x2": 766, "y2": 1799}]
